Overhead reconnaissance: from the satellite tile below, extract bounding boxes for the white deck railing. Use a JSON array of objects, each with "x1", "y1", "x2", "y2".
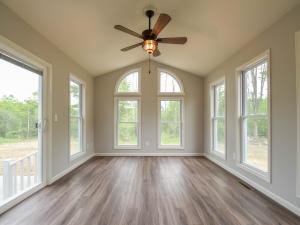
[{"x1": 2, "y1": 151, "x2": 38, "y2": 200}]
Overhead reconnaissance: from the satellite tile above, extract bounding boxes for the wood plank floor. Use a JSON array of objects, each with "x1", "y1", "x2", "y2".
[{"x1": 0, "y1": 157, "x2": 299, "y2": 225}]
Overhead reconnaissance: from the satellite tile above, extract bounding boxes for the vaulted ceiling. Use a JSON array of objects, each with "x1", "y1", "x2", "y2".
[{"x1": 1, "y1": 0, "x2": 299, "y2": 76}]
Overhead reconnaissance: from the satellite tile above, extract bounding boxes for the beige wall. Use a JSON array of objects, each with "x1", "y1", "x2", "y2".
[
  {"x1": 296, "y1": 31, "x2": 300, "y2": 198},
  {"x1": 204, "y1": 5, "x2": 300, "y2": 208},
  {"x1": 0, "y1": 3, "x2": 94, "y2": 178},
  {"x1": 94, "y1": 60, "x2": 203, "y2": 154}
]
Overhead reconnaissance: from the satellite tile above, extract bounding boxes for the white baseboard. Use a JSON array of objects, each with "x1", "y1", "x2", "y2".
[
  {"x1": 95, "y1": 152, "x2": 204, "y2": 157},
  {"x1": 48, "y1": 153, "x2": 94, "y2": 184},
  {"x1": 205, "y1": 154, "x2": 300, "y2": 217}
]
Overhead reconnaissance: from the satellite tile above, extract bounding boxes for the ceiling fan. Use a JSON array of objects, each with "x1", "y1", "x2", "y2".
[{"x1": 114, "y1": 9, "x2": 187, "y2": 57}]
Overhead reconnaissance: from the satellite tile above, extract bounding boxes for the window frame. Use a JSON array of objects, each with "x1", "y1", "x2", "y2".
[
  {"x1": 114, "y1": 96, "x2": 141, "y2": 149},
  {"x1": 158, "y1": 97, "x2": 185, "y2": 149},
  {"x1": 236, "y1": 49, "x2": 271, "y2": 182},
  {"x1": 0, "y1": 33, "x2": 53, "y2": 214},
  {"x1": 69, "y1": 74, "x2": 86, "y2": 161},
  {"x1": 114, "y1": 68, "x2": 141, "y2": 96},
  {"x1": 157, "y1": 68, "x2": 184, "y2": 96},
  {"x1": 157, "y1": 69, "x2": 185, "y2": 150},
  {"x1": 210, "y1": 77, "x2": 226, "y2": 160},
  {"x1": 114, "y1": 69, "x2": 141, "y2": 150}
]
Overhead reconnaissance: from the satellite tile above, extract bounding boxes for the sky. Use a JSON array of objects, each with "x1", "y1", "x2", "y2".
[{"x1": 0, "y1": 59, "x2": 39, "y2": 101}]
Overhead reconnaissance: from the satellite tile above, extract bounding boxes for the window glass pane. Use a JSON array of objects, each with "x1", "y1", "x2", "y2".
[
  {"x1": 245, "y1": 62, "x2": 268, "y2": 115},
  {"x1": 69, "y1": 79, "x2": 82, "y2": 156},
  {"x1": 0, "y1": 58, "x2": 41, "y2": 201},
  {"x1": 160, "y1": 72, "x2": 182, "y2": 93},
  {"x1": 118, "y1": 122, "x2": 137, "y2": 145},
  {"x1": 161, "y1": 122, "x2": 180, "y2": 145},
  {"x1": 70, "y1": 81, "x2": 80, "y2": 117},
  {"x1": 215, "y1": 118, "x2": 225, "y2": 153},
  {"x1": 211, "y1": 81, "x2": 226, "y2": 155},
  {"x1": 215, "y1": 83, "x2": 225, "y2": 117},
  {"x1": 245, "y1": 116, "x2": 268, "y2": 172},
  {"x1": 117, "y1": 100, "x2": 138, "y2": 146},
  {"x1": 117, "y1": 72, "x2": 139, "y2": 93},
  {"x1": 160, "y1": 100, "x2": 182, "y2": 146},
  {"x1": 118, "y1": 100, "x2": 137, "y2": 122},
  {"x1": 161, "y1": 100, "x2": 181, "y2": 122},
  {"x1": 70, "y1": 117, "x2": 81, "y2": 155}
]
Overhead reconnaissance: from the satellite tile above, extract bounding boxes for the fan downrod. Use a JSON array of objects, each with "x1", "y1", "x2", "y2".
[{"x1": 143, "y1": 10, "x2": 156, "y2": 40}]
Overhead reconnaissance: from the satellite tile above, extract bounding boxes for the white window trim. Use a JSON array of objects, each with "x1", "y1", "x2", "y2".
[
  {"x1": 157, "y1": 68, "x2": 185, "y2": 96},
  {"x1": 69, "y1": 74, "x2": 86, "y2": 161},
  {"x1": 0, "y1": 35, "x2": 52, "y2": 214},
  {"x1": 114, "y1": 68, "x2": 141, "y2": 96},
  {"x1": 114, "y1": 96, "x2": 141, "y2": 149},
  {"x1": 209, "y1": 77, "x2": 227, "y2": 160},
  {"x1": 157, "y1": 96, "x2": 185, "y2": 150},
  {"x1": 236, "y1": 49, "x2": 271, "y2": 183}
]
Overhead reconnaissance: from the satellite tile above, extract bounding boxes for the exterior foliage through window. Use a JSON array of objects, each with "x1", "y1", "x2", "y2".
[{"x1": 158, "y1": 70, "x2": 184, "y2": 149}]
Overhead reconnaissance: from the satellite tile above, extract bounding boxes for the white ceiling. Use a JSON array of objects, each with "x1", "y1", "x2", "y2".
[{"x1": 1, "y1": 0, "x2": 299, "y2": 76}]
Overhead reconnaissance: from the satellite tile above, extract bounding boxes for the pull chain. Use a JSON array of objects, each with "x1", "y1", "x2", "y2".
[{"x1": 148, "y1": 54, "x2": 151, "y2": 74}]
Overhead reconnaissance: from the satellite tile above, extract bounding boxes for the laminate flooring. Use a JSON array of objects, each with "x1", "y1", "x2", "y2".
[{"x1": 0, "y1": 157, "x2": 299, "y2": 225}]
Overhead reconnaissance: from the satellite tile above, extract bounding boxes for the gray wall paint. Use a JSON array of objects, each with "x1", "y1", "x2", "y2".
[
  {"x1": 204, "y1": 5, "x2": 300, "y2": 207},
  {"x1": 0, "y1": 3, "x2": 95, "y2": 178},
  {"x1": 94, "y1": 60, "x2": 203, "y2": 154}
]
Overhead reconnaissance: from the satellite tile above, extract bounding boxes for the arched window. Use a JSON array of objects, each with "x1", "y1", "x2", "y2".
[
  {"x1": 114, "y1": 69, "x2": 141, "y2": 149},
  {"x1": 116, "y1": 70, "x2": 140, "y2": 94},
  {"x1": 159, "y1": 71, "x2": 183, "y2": 94},
  {"x1": 158, "y1": 69, "x2": 184, "y2": 149}
]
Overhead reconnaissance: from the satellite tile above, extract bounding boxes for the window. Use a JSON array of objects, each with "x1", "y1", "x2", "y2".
[
  {"x1": 210, "y1": 79, "x2": 226, "y2": 158},
  {"x1": 116, "y1": 70, "x2": 140, "y2": 94},
  {"x1": 115, "y1": 97, "x2": 140, "y2": 148},
  {"x1": 69, "y1": 76, "x2": 84, "y2": 158},
  {"x1": 0, "y1": 50, "x2": 44, "y2": 205},
  {"x1": 158, "y1": 69, "x2": 184, "y2": 149},
  {"x1": 160, "y1": 71, "x2": 182, "y2": 93},
  {"x1": 115, "y1": 70, "x2": 141, "y2": 149},
  {"x1": 238, "y1": 50, "x2": 270, "y2": 181}
]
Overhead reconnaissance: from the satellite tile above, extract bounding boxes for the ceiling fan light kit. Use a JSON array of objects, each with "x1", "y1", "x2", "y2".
[{"x1": 143, "y1": 39, "x2": 157, "y2": 54}]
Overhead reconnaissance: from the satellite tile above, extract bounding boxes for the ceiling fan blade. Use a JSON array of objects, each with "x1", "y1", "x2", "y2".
[
  {"x1": 121, "y1": 42, "x2": 143, "y2": 52},
  {"x1": 153, "y1": 48, "x2": 161, "y2": 57},
  {"x1": 157, "y1": 37, "x2": 187, "y2": 44},
  {"x1": 114, "y1": 25, "x2": 143, "y2": 39},
  {"x1": 151, "y1": 14, "x2": 171, "y2": 36}
]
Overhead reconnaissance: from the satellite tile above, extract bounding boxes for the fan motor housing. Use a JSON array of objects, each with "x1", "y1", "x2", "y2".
[{"x1": 142, "y1": 29, "x2": 156, "y2": 40}]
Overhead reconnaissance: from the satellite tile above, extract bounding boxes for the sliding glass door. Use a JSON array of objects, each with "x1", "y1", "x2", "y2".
[{"x1": 0, "y1": 53, "x2": 43, "y2": 205}]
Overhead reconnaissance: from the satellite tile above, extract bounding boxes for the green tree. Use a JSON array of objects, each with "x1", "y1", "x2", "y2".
[{"x1": 0, "y1": 93, "x2": 38, "y2": 142}]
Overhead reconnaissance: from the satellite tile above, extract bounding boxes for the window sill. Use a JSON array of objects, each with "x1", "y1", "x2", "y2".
[
  {"x1": 237, "y1": 162, "x2": 271, "y2": 183},
  {"x1": 158, "y1": 146, "x2": 184, "y2": 150},
  {"x1": 114, "y1": 146, "x2": 141, "y2": 150},
  {"x1": 70, "y1": 151, "x2": 86, "y2": 161},
  {"x1": 115, "y1": 92, "x2": 141, "y2": 96},
  {"x1": 210, "y1": 150, "x2": 226, "y2": 160}
]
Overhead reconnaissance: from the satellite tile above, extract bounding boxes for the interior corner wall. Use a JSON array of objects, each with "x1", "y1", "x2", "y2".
[
  {"x1": 204, "y1": 5, "x2": 300, "y2": 208},
  {"x1": 0, "y1": 3, "x2": 95, "y2": 179},
  {"x1": 94, "y1": 60, "x2": 203, "y2": 154}
]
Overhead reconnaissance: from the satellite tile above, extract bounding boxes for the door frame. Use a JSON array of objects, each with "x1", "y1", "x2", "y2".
[{"x1": 0, "y1": 35, "x2": 52, "y2": 214}]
